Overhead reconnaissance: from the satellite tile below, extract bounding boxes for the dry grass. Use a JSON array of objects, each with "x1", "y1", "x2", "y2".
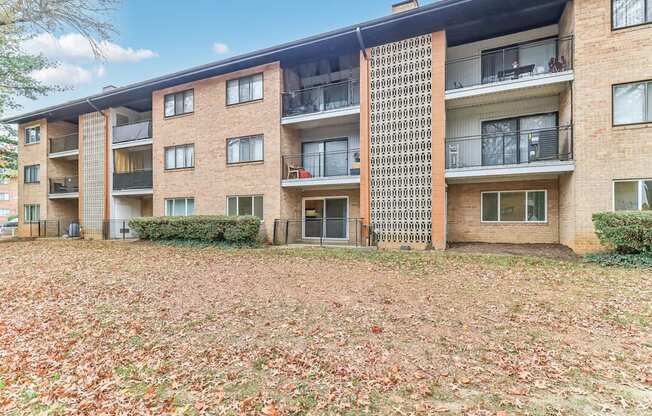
[{"x1": 0, "y1": 240, "x2": 650, "y2": 415}]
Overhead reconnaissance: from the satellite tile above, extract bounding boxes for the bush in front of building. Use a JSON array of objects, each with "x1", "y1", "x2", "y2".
[
  {"x1": 592, "y1": 211, "x2": 652, "y2": 254},
  {"x1": 129, "y1": 215, "x2": 261, "y2": 245}
]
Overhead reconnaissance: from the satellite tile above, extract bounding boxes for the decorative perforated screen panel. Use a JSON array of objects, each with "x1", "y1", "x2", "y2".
[
  {"x1": 80, "y1": 112, "x2": 105, "y2": 238},
  {"x1": 369, "y1": 34, "x2": 432, "y2": 244}
]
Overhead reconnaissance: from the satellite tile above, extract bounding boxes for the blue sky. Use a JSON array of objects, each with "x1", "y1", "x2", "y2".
[{"x1": 11, "y1": 0, "x2": 435, "y2": 118}]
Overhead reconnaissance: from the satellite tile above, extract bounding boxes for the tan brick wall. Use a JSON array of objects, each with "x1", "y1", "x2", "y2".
[
  {"x1": 566, "y1": 0, "x2": 652, "y2": 253},
  {"x1": 447, "y1": 179, "x2": 559, "y2": 244},
  {"x1": 152, "y1": 62, "x2": 283, "y2": 240},
  {"x1": 17, "y1": 119, "x2": 48, "y2": 236},
  {"x1": 0, "y1": 176, "x2": 17, "y2": 222}
]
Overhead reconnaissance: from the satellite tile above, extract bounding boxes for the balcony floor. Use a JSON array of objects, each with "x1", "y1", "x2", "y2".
[
  {"x1": 48, "y1": 149, "x2": 79, "y2": 160},
  {"x1": 281, "y1": 175, "x2": 360, "y2": 190},
  {"x1": 445, "y1": 160, "x2": 575, "y2": 183},
  {"x1": 48, "y1": 192, "x2": 79, "y2": 199},
  {"x1": 445, "y1": 71, "x2": 573, "y2": 109},
  {"x1": 281, "y1": 106, "x2": 360, "y2": 129}
]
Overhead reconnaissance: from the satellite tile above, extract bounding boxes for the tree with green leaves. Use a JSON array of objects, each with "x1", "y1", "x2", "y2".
[{"x1": 0, "y1": 0, "x2": 120, "y2": 179}]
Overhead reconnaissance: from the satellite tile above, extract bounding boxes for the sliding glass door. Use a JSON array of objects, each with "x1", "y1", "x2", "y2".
[
  {"x1": 303, "y1": 198, "x2": 348, "y2": 239},
  {"x1": 482, "y1": 113, "x2": 558, "y2": 166},
  {"x1": 301, "y1": 138, "x2": 349, "y2": 178}
]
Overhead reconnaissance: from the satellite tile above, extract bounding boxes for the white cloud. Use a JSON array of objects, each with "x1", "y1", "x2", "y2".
[
  {"x1": 94, "y1": 65, "x2": 107, "y2": 77},
  {"x1": 23, "y1": 33, "x2": 158, "y2": 63},
  {"x1": 31, "y1": 63, "x2": 93, "y2": 86},
  {"x1": 213, "y1": 42, "x2": 230, "y2": 54}
]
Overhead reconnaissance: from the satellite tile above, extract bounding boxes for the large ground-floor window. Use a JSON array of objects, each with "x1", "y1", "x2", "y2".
[
  {"x1": 614, "y1": 179, "x2": 652, "y2": 211},
  {"x1": 227, "y1": 195, "x2": 264, "y2": 219},
  {"x1": 165, "y1": 198, "x2": 195, "y2": 216},
  {"x1": 481, "y1": 190, "x2": 547, "y2": 223}
]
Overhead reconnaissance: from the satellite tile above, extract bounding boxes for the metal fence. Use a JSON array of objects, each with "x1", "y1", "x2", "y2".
[
  {"x1": 282, "y1": 79, "x2": 360, "y2": 117},
  {"x1": 23, "y1": 219, "x2": 139, "y2": 240},
  {"x1": 282, "y1": 148, "x2": 361, "y2": 180},
  {"x1": 273, "y1": 218, "x2": 375, "y2": 247},
  {"x1": 112, "y1": 120, "x2": 152, "y2": 144},
  {"x1": 446, "y1": 36, "x2": 573, "y2": 90},
  {"x1": 445, "y1": 125, "x2": 572, "y2": 169},
  {"x1": 49, "y1": 176, "x2": 79, "y2": 194},
  {"x1": 113, "y1": 170, "x2": 153, "y2": 190},
  {"x1": 49, "y1": 133, "x2": 79, "y2": 154}
]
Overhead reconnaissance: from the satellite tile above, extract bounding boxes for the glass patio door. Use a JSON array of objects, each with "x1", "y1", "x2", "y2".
[
  {"x1": 303, "y1": 198, "x2": 348, "y2": 239},
  {"x1": 481, "y1": 118, "x2": 518, "y2": 166},
  {"x1": 302, "y1": 139, "x2": 348, "y2": 178}
]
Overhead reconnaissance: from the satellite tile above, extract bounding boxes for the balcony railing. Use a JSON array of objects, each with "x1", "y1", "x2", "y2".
[
  {"x1": 49, "y1": 176, "x2": 79, "y2": 194},
  {"x1": 446, "y1": 36, "x2": 573, "y2": 91},
  {"x1": 282, "y1": 79, "x2": 360, "y2": 117},
  {"x1": 113, "y1": 120, "x2": 152, "y2": 144},
  {"x1": 445, "y1": 125, "x2": 572, "y2": 170},
  {"x1": 49, "y1": 133, "x2": 78, "y2": 154},
  {"x1": 113, "y1": 169, "x2": 153, "y2": 190},
  {"x1": 282, "y1": 148, "x2": 360, "y2": 180}
]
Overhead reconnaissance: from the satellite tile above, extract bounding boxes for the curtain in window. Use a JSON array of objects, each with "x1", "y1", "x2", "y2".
[
  {"x1": 482, "y1": 193, "x2": 498, "y2": 221},
  {"x1": 183, "y1": 91, "x2": 194, "y2": 113},
  {"x1": 227, "y1": 80, "x2": 239, "y2": 105},
  {"x1": 251, "y1": 74, "x2": 263, "y2": 100},
  {"x1": 527, "y1": 192, "x2": 546, "y2": 221},
  {"x1": 613, "y1": 0, "x2": 645, "y2": 28},
  {"x1": 614, "y1": 83, "x2": 645, "y2": 124},
  {"x1": 500, "y1": 192, "x2": 526, "y2": 221},
  {"x1": 642, "y1": 181, "x2": 652, "y2": 210},
  {"x1": 164, "y1": 95, "x2": 175, "y2": 117},
  {"x1": 519, "y1": 114, "x2": 557, "y2": 162}
]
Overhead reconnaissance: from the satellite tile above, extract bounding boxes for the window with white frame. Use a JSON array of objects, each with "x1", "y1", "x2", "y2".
[
  {"x1": 227, "y1": 73, "x2": 263, "y2": 105},
  {"x1": 164, "y1": 89, "x2": 194, "y2": 117},
  {"x1": 227, "y1": 195, "x2": 263, "y2": 219},
  {"x1": 24, "y1": 204, "x2": 40, "y2": 223},
  {"x1": 24, "y1": 165, "x2": 39, "y2": 184},
  {"x1": 481, "y1": 190, "x2": 547, "y2": 223},
  {"x1": 164, "y1": 144, "x2": 194, "y2": 169},
  {"x1": 614, "y1": 179, "x2": 652, "y2": 211},
  {"x1": 164, "y1": 198, "x2": 195, "y2": 216},
  {"x1": 0, "y1": 208, "x2": 10, "y2": 216},
  {"x1": 612, "y1": 0, "x2": 651, "y2": 29},
  {"x1": 613, "y1": 80, "x2": 652, "y2": 125},
  {"x1": 25, "y1": 126, "x2": 40, "y2": 144},
  {"x1": 0, "y1": 192, "x2": 9, "y2": 201},
  {"x1": 227, "y1": 135, "x2": 263, "y2": 163}
]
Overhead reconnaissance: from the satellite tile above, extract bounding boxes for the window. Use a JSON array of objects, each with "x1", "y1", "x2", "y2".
[
  {"x1": 24, "y1": 204, "x2": 40, "y2": 223},
  {"x1": 24, "y1": 165, "x2": 39, "y2": 184},
  {"x1": 0, "y1": 208, "x2": 10, "y2": 216},
  {"x1": 0, "y1": 193, "x2": 9, "y2": 201},
  {"x1": 164, "y1": 198, "x2": 195, "y2": 216},
  {"x1": 25, "y1": 126, "x2": 40, "y2": 144},
  {"x1": 613, "y1": 0, "x2": 651, "y2": 29},
  {"x1": 614, "y1": 179, "x2": 652, "y2": 211},
  {"x1": 481, "y1": 190, "x2": 547, "y2": 222},
  {"x1": 164, "y1": 144, "x2": 194, "y2": 169},
  {"x1": 164, "y1": 90, "x2": 194, "y2": 117},
  {"x1": 227, "y1": 73, "x2": 263, "y2": 105},
  {"x1": 613, "y1": 81, "x2": 652, "y2": 125},
  {"x1": 227, "y1": 135, "x2": 263, "y2": 164},
  {"x1": 227, "y1": 195, "x2": 263, "y2": 219}
]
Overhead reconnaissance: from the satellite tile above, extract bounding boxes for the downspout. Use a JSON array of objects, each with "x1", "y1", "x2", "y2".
[{"x1": 356, "y1": 27, "x2": 368, "y2": 59}]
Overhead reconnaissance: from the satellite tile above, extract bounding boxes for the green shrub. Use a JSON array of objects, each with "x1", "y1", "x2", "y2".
[
  {"x1": 584, "y1": 252, "x2": 652, "y2": 268},
  {"x1": 592, "y1": 211, "x2": 652, "y2": 254},
  {"x1": 129, "y1": 216, "x2": 261, "y2": 244}
]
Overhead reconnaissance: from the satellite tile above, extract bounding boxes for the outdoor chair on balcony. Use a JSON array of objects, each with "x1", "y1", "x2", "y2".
[{"x1": 288, "y1": 165, "x2": 313, "y2": 180}]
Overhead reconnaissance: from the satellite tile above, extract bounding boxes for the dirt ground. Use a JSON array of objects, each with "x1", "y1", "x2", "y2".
[
  {"x1": 448, "y1": 243, "x2": 578, "y2": 260},
  {"x1": 0, "y1": 240, "x2": 650, "y2": 415}
]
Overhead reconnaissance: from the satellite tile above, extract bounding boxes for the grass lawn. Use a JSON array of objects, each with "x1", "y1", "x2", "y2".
[{"x1": 0, "y1": 240, "x2": 650, "y2": 415}]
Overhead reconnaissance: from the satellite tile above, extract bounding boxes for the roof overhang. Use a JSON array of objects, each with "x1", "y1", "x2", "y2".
[{"x1": 3, "y1": 0, "x2": 570, "y2": 125}]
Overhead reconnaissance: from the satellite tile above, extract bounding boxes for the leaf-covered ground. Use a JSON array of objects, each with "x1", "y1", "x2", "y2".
[{"x1": 0, "y1": 240, "x2": 650, "y2": 415}]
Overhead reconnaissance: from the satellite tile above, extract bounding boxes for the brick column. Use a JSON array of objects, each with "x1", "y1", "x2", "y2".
[{"x1": 431, "y1": 31, "x2": 447, "y2": 250}]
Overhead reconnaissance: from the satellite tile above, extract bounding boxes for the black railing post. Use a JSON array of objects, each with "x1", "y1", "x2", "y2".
[
  {"x1": 57, "y1": 220, "x2": 60, "y2": 237},
  {"x1": 355, "y1": 219, "x2": 358, "y2": 247},
  {"x1": 285, "y1": 220, "x2": 289, "y2": 245},
  {"x1": 320, "y1": 219, "x2": 323, "y2": 247},
  {"x1": 123, "y1": 220, "x2": 126, "y2": 240},
  {"x1": 38, "y1": 221, "x2": 41, "y2": 237}
]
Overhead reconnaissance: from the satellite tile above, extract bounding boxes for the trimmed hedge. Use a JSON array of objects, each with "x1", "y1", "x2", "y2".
[
  {"x1": 592, "y1": 211, "x2": 652, "y2": 254},
  {"x1": 129, "y1": 215, "x2": 261, "y2": 244}
]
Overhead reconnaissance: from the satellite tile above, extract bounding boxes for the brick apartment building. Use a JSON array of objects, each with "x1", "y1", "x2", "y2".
[
  {"x1": 0, "y1": 175, "x2": 17, "y2": 223},
  {"x1": 4, "y1": 0, "x2": 651, "y2": 252}
]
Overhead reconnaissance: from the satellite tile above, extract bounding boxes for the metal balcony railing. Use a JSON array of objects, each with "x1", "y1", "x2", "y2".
[
  {"x1": 282, "y1": 148, "x2": 361, "y2": 180},
  {"x1": 282, "y1": 79, "x2": 360, "y2": 117},
  {"x1": 113, "y1": 120, "x2": 152, "y2": 144},
  {"x1": 49, "y1": 176, "x2": 79, "y2": 194},
  {"x1": 113, "y1": 170, "x2": 153, "y2": 190},
  {"x1": 445, "y1": 125, "x2": 572, "y2": 169},
  {"x1": 446, "y1": 36, "x2": 573, "y2": 90},
  {"x1": 49, "y1": 133, "x2": 78, "y2": 154}
]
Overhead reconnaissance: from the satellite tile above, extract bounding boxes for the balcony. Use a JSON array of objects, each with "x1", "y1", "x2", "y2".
[
  {"x1": 49, "y1": 133, "x2": 78, "y2": 158},
  {"x1": 281, "y1": 80, "x2": 360, "y2": 127},
  {"x1": 49, "y1": 176, "x2": 79, "y2": 198},
  {"x1": 113, "y1": 120, "x2": 152, "y2": 146},
  {"x1": 282, "y1": 148, "x2": 360, "y2": 188},
  {"x1": 445, "y1": 125, "x2": 575, "y2": 180},
  {"x1": 113, "y1": 170, "x2": 153, "y2": 193},
  {"x1": 445, "y1": 36, "x2": 573, "y2": 105}
]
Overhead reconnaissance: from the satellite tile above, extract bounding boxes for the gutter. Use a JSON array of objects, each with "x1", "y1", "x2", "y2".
[{"x1": 1, "y1": 0, "x2": 471, "y2": 124}]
